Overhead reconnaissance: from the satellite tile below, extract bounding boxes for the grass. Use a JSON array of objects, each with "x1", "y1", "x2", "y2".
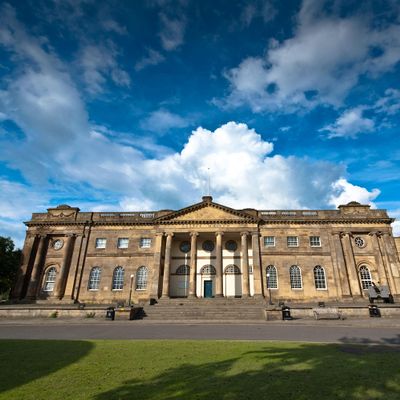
[{"x1": 0, "y1": 340, "x2": 399, "y2": 399}]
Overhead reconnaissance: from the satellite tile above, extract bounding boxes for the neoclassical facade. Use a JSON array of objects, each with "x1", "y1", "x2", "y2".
[{"x1": 11, "y1": 196, "x2": 400, "y2": 304}]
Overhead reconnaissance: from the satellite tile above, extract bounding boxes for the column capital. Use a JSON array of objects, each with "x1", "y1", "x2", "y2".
[
  {"x1": 36, "y1": 234, "x2": 47, "y2": 239},
  {"x1": 164, "y1": 232, "x2": 174, "y2": 237},
  {"x1": 154, "y1": 232, "x2": 164, "y2": 237},
  {"x1": 251, "y1": 232, "x2": 260, "y2": 238},
  {"x1": 215, "y1": 231, "x2": 224, "y2": 237},
  {"x1": 190, "y1": 231, "x2": 199, "y2": 237},
  {"x1": 240, "y1": 231, "x2": 249, "y2": 237},
  {"x1": 66, "y1": 233, "x2": 76, "y2": 238}
]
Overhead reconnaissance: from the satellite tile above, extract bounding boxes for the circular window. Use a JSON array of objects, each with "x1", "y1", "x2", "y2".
[
  {"x1": 225, "y1": 240, "x2": 237, "y2": 252},
  {"x1": 354, "y1": 237, "x2": 365, "y2": 248},
  {"x1": 202, "y1": 240, "x2": 215, "y2": 252},
  {"x1": 52, "y1": 239, "x2": 64, "y2": 250},
  {"x1": 179, "y1": 241, "x2": 191, "y2": 253}
]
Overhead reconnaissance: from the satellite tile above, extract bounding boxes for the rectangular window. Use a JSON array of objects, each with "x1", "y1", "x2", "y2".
[
  {"x1": 264, "y1": 236, "x2": 275, "y2": 247},
  {"x1": 287, "y1": 236, "x2": 299, "y2": 247},
  {"x1": 310, "y1": 236, "x2": 321, "y2": 247},
  {"x1": 95, "y1": 238, "x2": 107, "y2": 249},
  {"x1": 117, "y1": 238, "x2": 129, "y2": 249},
  {"x1": 140, "y1": 238, "x2": 152, "y2": 248},
  {"x1": 248, "y1": 265, "x2": 253, "y2": 274}
]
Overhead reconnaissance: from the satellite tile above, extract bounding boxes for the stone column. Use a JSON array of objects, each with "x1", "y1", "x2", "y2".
[
  {"x1": 189, "y1": 232, "x2": 198, "y2": 297},
  {"x1": 251, "y1": 232, "x2": 263, "y2": 297},
  {"x1": 381, "y1": 232, "x2": 400, "y2": 294},
  {"x1": 340, "y1": 233, "x2": 362, "y2": 297},
  {"x1": 54, "y1": 234, "x2": 76, "y2": 300},
  {"x1": 331, "y1": 233, "x2": 351, "y2": 298},
  {"x1": 241, "y1": 232, "x2": 250, "y2": 297},
  {"x1": 215, "y1": 232, "x2": 224, "y2": 297},
  {"x1": 369, "y1": 232, "x2": 389, "y2": 286},
  {"x1": 375, "y1": 232, "x2": 398, "y2": 293},
  {"x1": 26, "y1": 235, "x2": 48, "y2": 299},
  {"x1": 150, "y1": 233, "x2": 164, "y2": 299},
  {"x1": 10, "y1": 233, "x2": 36, "y2": 300},
  {"x1": 161, "y1": 233, "x2": 174, "y2": 298},
  {"x1": 65, "y1": 233, "x2": 84, "y2": 300}
]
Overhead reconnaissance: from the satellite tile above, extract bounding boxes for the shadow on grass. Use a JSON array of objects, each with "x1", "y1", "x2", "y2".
[
  {"x1": 0, "y1": 340, "x2": 93, "y2": 393},
  {"x1": 94, "y1": 342, "x2": 400, "y2": 400}
]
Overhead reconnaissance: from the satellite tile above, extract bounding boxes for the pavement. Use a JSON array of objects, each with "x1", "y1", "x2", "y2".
[{"x1": 0, "y1": 317, "x2": 400, "y2": 344}]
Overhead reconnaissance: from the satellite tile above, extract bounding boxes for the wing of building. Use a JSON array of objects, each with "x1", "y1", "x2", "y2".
[{"x1": 11, "y1": 196, "x2": 400, "y2": 304}]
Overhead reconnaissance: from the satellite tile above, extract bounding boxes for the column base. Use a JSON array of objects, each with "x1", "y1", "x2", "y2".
[
  {"x1": 187, "y1": 294, "x2": 198, "y2": 298},
  {"x1": 214, "y1": 294, "x2": 224, "y2": 298}
]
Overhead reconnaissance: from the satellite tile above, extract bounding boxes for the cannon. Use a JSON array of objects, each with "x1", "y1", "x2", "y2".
[{"x1": 368, "y1": 282, "x2": 394, "y2": 304}]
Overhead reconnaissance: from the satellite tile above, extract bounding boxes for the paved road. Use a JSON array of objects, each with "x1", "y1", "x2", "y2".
[{"x1": 0, "y1": 319, "x2": 400, "y2": 344}]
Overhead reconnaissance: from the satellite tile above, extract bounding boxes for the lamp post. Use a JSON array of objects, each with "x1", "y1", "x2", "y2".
[
  {"x1": 266, "y1": 272, "x2": 272, "y2": 305},
  {"x1": 128, "y1": 274, "x2": 135, "y2": 307}
]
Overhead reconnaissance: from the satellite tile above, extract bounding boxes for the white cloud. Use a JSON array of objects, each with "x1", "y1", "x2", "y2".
[
  {"x1": 140, "y1": 109, "x2": 191, "y2": 133},
  {"x1": 0, "y1": 5, "x2": 384, "y2": 246},
  {"x1": 159, "y1": 13, "x2": 186, "y2": 51},
  {"x1": 78, "y1": 43, "x2": 131, "y2": 94},
  {"x1": 320, "y1": 107, "x2": 375, "y2": 138},
  {"x1": 328, "y1": 179, "x2": 380, "y2": 208},
  {"x1": 221, "y1": 0, "x2": 400, "y2": 112},
  {"x1": 101, "y1": 19, "x2": 128, "y2": 35},
  {"x1": 240, "y1": 1, "x2": 277, "y2": 27},
  {"x1": 135, "y1": 48, "x2": 165, "y2": 71}
]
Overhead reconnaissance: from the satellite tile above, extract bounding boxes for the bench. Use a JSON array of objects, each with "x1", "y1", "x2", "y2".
[{"x1": 312, "y1": 307, "x2": 344, "y2": 320}]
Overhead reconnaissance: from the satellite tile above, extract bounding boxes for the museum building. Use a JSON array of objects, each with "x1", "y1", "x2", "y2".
[{"x1": 10, "y1": 196, "x2": 400, "y2": 304}]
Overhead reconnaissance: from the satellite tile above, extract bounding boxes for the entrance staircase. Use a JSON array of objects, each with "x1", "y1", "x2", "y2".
[{"x1": 142, "y1": 297, "x2": 267, "y2": 321}]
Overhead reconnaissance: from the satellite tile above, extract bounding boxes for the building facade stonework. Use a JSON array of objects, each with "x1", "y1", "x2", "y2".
[{"x1": 11, "y1": 196, "x2": 400, "y2": 304}]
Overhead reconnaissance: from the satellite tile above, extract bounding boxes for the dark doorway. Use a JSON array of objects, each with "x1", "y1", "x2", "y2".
[{"x1": 204, "y1": 280, "x2": 213, "y2": 298}]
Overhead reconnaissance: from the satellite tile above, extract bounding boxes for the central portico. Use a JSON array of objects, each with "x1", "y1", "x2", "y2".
[{"x1": 153, "y1": 196, "x2": 263, "y2": 299}]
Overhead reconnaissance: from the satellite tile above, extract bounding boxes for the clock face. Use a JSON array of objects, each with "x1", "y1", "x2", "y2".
[{"x1": 53, "y1": 239, "x2": 64, "y2": 250}]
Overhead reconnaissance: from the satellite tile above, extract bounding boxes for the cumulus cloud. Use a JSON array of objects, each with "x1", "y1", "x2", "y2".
[
  {"x1": 0, "y1": 4, "x2": 383, "y2": 245},
  {"x1": 221, "y1": 0, "x2": 400, "y2": 112},
  {"x1": 328, "y1": 179, "x2": 380, "y2": 208},
  {"x1": 320, "y1": 107, "x2": 375, "y2": 138}
]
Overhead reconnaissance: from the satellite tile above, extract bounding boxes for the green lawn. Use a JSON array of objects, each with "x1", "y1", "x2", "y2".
[{"x1": 0, "y1": 340, "x2": 399, "y2": 399}]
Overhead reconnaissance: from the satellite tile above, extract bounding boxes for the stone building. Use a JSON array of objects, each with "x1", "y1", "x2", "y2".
[{"x1": 10, "y1": 196, "x2": 400, "y2": 304}]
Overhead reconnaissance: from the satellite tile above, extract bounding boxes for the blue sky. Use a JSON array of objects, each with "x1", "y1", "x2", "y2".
[{"x1": 1, "y1": 0, "x2": 400, "y2": 246}]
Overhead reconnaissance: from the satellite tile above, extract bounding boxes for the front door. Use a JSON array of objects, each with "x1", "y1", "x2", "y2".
[{"x1": 204, "y1": 280, "x2": 213, "y2": 298}]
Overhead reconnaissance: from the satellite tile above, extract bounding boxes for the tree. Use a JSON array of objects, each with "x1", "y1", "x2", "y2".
[{"x1": 0, "y1": 237, "x2": 22, "y2": 297}]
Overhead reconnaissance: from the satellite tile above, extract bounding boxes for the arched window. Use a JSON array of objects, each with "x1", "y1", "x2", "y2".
[
  {"x1": 136, "y1": 266, "x2": 148, "y2": 290},
  {"x1": 88, "y1": 267, "x2": 101, "y2": 290},
  {"x1": 43, "y1": 267, "x2": 57, "y2": 292},
  {"x1": 224, "y1": 265, "x2": 241, "y2": 274},
  {"x1": 176, "y1": 265, "x2": 190, "y2": 275},
  {"x1": 112, "y1": 266, "x2": 124, "y2": 290},
  {"x1": 266, "y1": 265, "x2": 278, "y2": 289},
  {"x1": 314, "y1": 266, "x2": 326, "y2": 289},
  {"x1": 200, "y1": 265, "x2": 216, "y2": 275},
  {"x1": 359, "y1": 265, "x2": 372, "y2": 289},
  {"x1": 290, "y1": 265, "x2": 302, "y2": 289}
]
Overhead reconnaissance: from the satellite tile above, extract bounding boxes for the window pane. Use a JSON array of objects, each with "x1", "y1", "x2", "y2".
[
  {"x1": 88, "y1": 267, "x2": 101, "y2": 290},
  {"x1": 95, "y1": 238, "x2": 107, "y2": 249},
  {"x1": 264, "y1": 236, "x2": 275, "y2": 247},
  {"x1": 314, "y1": 266, "x2": 326, "y2": 289},
  {"x1": 287, "y1": 236, "x2": 298, "y2": 247},
  {"x1": 310, "y1": 236, "x2": 321, "y2": 247},
  {"x1": 43, "y1": 267, "x2": 57, "y2": 292},
  {"x1": 290, "y1": 265, "x2": 302, "y2": 289},
  {"x1": 117, "y1": 238, "x2": 129, "y2": 249},
  {"x1": 359, "y1": 266, "x2": 372, "y2": 289},
  {"x1": 112, "y1": 267, "x2": 124, "y2": 290},
  {"x1": 136, "y1": 267, "x2": 148, "y2": 289},
  {"x1": 266, "y1": 265, "x2": 278, "y2": 289},
  {"x1": 140, "y1": 238, "x2": 152, "y2": 248}
]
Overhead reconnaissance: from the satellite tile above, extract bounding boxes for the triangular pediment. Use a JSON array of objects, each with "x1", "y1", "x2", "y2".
[{"x1": 155, "y1": 198, "x2": 259, "y2": 223}]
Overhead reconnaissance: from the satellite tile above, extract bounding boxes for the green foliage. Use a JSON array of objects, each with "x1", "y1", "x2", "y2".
[
  {"x1": 0, "y1": 237, "x2": 22, "y2": 297},
  {"x1": 0, "y1": 340, "x2": 399, "y2": 400},
  {"x1": 49, "y1": 311, "x2": 58, "y2": 318},
  {"x1": 85, "y1": 312, "x2": 96, "y2": 318}
]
